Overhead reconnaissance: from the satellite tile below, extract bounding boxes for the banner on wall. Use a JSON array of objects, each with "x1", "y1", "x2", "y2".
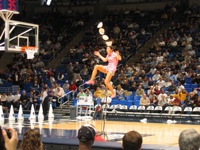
[{"x1": 0, "y1": 0, "x2": 19, "y2": 11}]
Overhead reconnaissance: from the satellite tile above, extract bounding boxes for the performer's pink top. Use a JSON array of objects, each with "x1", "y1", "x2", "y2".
[{"x1": 106, "y1": 51, "x2": 118, "y2": 73}]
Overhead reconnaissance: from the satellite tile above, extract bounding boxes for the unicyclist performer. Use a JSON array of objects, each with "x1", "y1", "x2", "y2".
[{"x1": 86, "y1": 45, "x2": 122, "y2": 98}]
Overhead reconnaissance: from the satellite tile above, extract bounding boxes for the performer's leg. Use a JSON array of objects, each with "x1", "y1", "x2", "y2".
[
  {"x1": 104, "y1": 72, "x2": 115, "y2": 98},
  {"x1": 86, "y1": 65, "x2": 107, "y2": 84}
]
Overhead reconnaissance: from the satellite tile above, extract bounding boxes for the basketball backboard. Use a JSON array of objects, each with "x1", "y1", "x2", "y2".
[{"x1": 0, "y1": 9, "x2": 39, "y2": 57}]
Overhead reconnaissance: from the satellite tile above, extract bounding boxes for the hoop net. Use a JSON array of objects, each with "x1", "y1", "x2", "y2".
[{"x1": 22, "y1": 46, "x2": 38, "y2": 59}]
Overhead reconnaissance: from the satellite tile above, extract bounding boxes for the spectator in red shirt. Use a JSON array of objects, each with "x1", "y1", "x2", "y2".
[
  {"x1": 154, "y1": 86, "x2": 161, "y2": 96},
  {"x1": 69, "y1": 81, "x2": 77, "y2": 99}
]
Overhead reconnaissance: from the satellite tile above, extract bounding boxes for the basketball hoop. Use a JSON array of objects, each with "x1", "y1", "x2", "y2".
[{"x1": 22, "y1": 46, "x2": 38, "y2": 59}]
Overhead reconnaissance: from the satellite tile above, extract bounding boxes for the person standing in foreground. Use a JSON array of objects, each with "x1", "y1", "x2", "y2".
[
  {"x1": 86, "y1": 46, "x2": 122, "y2": 98},
  {"x1": 122, "y1": 130, "x2": 142, "y2": 150},
  {"x1": 179, "y1": 128, "x2": 200, "y2": 150}
]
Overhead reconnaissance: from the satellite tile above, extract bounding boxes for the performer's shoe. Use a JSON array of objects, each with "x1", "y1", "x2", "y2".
[{"x1": 85, "y1": 80, "x2": 94, "y2": 85}]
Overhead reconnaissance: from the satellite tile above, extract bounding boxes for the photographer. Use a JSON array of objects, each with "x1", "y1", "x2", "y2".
[{"x1": 43, "y1": 90, "x2": 57, "y2": 116}]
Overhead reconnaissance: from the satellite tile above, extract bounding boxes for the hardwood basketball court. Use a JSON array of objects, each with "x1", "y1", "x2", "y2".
[{"x1": 38, "y1": 119, "x2": 200, "y2": 146}]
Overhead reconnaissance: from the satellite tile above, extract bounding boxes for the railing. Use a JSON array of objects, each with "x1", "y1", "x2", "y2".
[
  {"x1": 58, "y1": 90, "x2": 74, "y2": 115},
  {"x1": 58, "y1": 75, "x2": 101, "y2": 114}
]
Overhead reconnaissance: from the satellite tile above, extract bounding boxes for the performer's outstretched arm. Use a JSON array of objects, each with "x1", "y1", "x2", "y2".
[{"x1": 94, "y1": 51, "x2": 108, "y2": 62}]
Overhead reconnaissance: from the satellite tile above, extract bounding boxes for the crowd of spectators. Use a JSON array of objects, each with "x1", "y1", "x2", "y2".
[{"x1": 0, "y1": 3, "x2": 200, "y2": 117}]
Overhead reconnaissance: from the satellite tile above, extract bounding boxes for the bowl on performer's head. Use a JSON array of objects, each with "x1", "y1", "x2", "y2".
[
  {"x1": 105, "y1": 41, "x2": 112, "y2": 47},
  {"x1": 97, "y1": 22, "x2": 103, "y2": 28}
]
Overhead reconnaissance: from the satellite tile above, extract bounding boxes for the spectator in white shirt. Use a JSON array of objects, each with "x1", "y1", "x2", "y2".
[
  {"x1": 177, "y1": 82, "x2": 185, "y2": 93},
  {"x1": 7, "y1": 92, "x2": 14, "y2": 108},
  {"x1": 13, "y1": 90, "x2": 21, "y2": 108},
  {"x1": 156, "y1": 53, "x2": 164, "y2": 63},
  {"x1": 50, "y1": 75, "x2": 55, "y2": 84},
  {"x1": 165, "y1": 78, "x2": 172, "y2": 88},
  {"x1": 54, "y1": 86, "x2": 65, "y2": 99},
  {"x1": 156, "y1": 77, "x2": 165, "y2": 88},
  {"x1": 62, "y1": 80, "x2": 70, "y2": 91},
  {"x1": 152, "y1": 71, "x2": 161, "y2": 81},
  {"x1": 157, "y1": 89, "x2": 167, "y2": 101},
  {"x1": 40, "y1": 87, "x2": 48, "y2": 103},
  {"x1": 147, "y1": 86, "x2": 154, "y2": 96},
  {"x1": 148, "y1": 65, "x2": 157, "y2": 75}
]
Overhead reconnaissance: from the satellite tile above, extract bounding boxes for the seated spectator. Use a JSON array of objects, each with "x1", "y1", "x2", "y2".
[
  {"x1": 77, "y1": 124, "x2": 96, "y2": 150},
  {"x1": 35, "y1": 59, "x2": 45, "y2": 68},
  {"x1": 147, "y1": 86, "x2": 154, "y2": 96},
  {"x1": 135, "y1": 85, "x2": 145, "y2": 96},
  {"x1": 157, "y1": 89, "x2": 167, "y2": 101},
  {"x1": 69, "y1": 81, "x2": 77, "y2": 99},
  {"x1": 75, "y1": 75, "x2": 84, "y2": 87},
  {"x1": 0, "y1": 93, "x2": 7, "y2": 106},
  {"x1": 149, "y1": 95, "x2": 158, "y2": 106},
  {"x1": 122, "y1": 130, "x2": 142, "y2": 150},
  {"x1": 184, "y1": 92, "x2": 198, "y2": 108},
  {"x1": 85, "y1": 88, "x2": 92, "y2": 98},
  {"x1": 121, "y1": 79, "x2": 130, "y2": 91},
  {"x1": 93, "y1": 87, "x2": 103, "y2": 99},
  {"x1": 148, "y1": 78, "x2": 154, "y2": 88},
  {"x1": 179, "y1": 129, "x2": 200, "y2": 150},
  {"x1": 156, "y1": 77, "x2": 165, "y2": 88},
  {"x1": 20, "y1": 129, "x2": 43, "y2": 150},
  {"x1": 139, "y1": 94, "x2": 150, "y2": 107},
  {"x1": 179, "y1": 89, "x2": 188, "y2": 103},
  {"x1": 152, "y1": 71, "x2": 161, "y2": 81},
  {"x1": 177, "y1": 82, "x2": 185, "y2": 93},
  {"x1": 142, "y1": 76, "x2": 149, "y2": 90},
  {"x1": 62, "y1": 80, "x2": 70, "y2": 91},
  {"x1": 195, "y1": 96, "x2": 200, "y2": 107},
  {"x1": 164, "y1": 78, "x2": 172, "y2": 88},
  {"x1": 169, "y1": 96, "x2": 181, "y2": 106},
  {"x1": 6, "y1": 92, "x2": 14, "y2": 109},
  {"x1": 147, "y1": 65, "x2": 157, "y2": 75},
  {"x1": 54, "y1": 86, "x2": 65, "y2": 100},
  {"x1": 157, "y1": 94, "x2": 167, "y2": 107},
  {"x1": 172, "y1": 89, "x2": 181, "y2": 100},
  {"x1": 167, "y1": 81, "x2": 177, "y2": 92},
  {"x1": 116, "y1": 85, "x2": 125, "y2": 100},
  {"x1": 19, "y1": 91, "x2": 29, "y2": 109},
  {"x1": 167, "y1": 94, "x2": 175, "y2": 105},
  {"x1": 153, "y1": 85, "x2": 161, "y2": 96},
  {"x1": 148, "y1": 89, "x2": 156, "y2": 100},
  {"x1": 77, "y1": 88, "x2": 86, "y2": 99},
  {"x1": 1, "y1": 127, "x2": 18, "y2": 150},
  {"x1": 129, "y1": 81, "x2": 137, "y2": 91}
]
